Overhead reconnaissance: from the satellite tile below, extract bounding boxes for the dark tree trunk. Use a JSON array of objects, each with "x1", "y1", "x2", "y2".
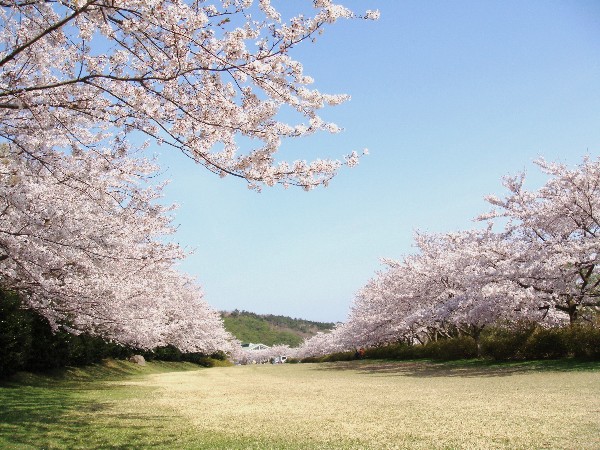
[{"x1": 568, "y1": 305, "x2": 578, "y2": 325}]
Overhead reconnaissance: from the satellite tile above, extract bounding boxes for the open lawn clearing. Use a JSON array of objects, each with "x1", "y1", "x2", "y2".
[{"x1": 1, "y1": 359, "x2": 599, "y2": 449}]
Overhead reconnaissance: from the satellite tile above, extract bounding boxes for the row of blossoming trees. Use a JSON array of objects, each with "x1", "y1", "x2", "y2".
[
  {"x1": 0, "y1": 0, "x2": 377, "y2": 358},
  {"x1": 2, "y1": 143, "x2": 237, "y2": 354},
  {"x1": 296, "y1": 157, "x2": 600, "y2": 358}
]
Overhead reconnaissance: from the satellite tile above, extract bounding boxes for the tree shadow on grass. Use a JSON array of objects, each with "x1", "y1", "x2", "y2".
[
  {"x1": 312, "y1": 359, "x2": 600, "y2": 378},
  {"x1": 0, "y1": 380, "x2": 182, "y2": 449}
]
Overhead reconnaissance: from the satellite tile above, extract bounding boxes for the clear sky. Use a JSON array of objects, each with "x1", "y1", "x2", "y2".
[{"x1": 153, "y1": 1, "x2": 600, "y2": 323}]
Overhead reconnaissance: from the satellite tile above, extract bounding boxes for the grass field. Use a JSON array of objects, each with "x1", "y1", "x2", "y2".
[{"x1": 1, "y1": 359, "x2": 599, "y2": 449}]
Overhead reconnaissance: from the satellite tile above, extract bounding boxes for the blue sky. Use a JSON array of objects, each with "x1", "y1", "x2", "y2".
[{"x1": 155, "y1": 1, "x2": 600, "y2": 322}]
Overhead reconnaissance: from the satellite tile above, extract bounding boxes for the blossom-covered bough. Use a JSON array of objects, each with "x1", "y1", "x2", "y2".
[
  {"x1": 481, "y1": 157, "x2": 600, "y2": 324},
  {"x1": 297, "y1": 157, "x2": 600, "y2": 358},
  {"x1": 0, "y1": 0, "x2": 377, "y2": 190},
  {"x1": 0, "y1": 1, "x2": 378, "y2": 351}
]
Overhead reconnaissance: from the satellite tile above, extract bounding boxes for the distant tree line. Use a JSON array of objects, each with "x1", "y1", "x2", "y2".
[{"x1": 222, "y1": 310, "x2": 335, "y2": 347}]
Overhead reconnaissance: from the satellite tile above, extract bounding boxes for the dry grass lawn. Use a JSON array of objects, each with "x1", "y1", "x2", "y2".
[{"x1": 1, "y1": 359, "x2": 599, "y2": 449}]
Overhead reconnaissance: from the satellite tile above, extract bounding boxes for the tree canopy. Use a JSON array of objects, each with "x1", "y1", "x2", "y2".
[
  {"x1": 297, "y1": 157, "x2": 600, "y2": 358},
  {"x1": 1, "y1": 0, "x2": 377, "y2": 190},
  {"x1": 0, "y1": 1, "x2": 378, "y2": 352}
]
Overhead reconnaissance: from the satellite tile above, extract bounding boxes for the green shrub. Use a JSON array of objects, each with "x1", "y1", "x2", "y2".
[
  {"x1": 320, "y1": 351, "x2": 356, "y2": 362},
  {"x1": 363, "y1": 342, "x2": 417, "y2": 360},
  {"x1": 521, "y1": 327, "x2": 568, "y2": 360},
  {"x1": 421, "y1": 336, "x2": 478, "y2": 360},
  {"x1": 0, "y1": 290, "x2": 33, "y2": 378},
  {"x1": 562, "y1": 325, "x2": 600, "y2": 359},
  {"x1": 300, "y1": 356, "x2": 324, "y2": 363},
  {"x1": 181, "y1": 352, "x2": 208, "y2": 365},
  {"x1": 207, "y1": 357, "x2": 233, "y2": 367},
  {"x1": 480, "y1": 324, "x2": 600, "y2": 361},
  {"x1": 22, "y1": 312, "x2": 71, "y2": 371},
  {"x1": 142, "y1": 347, "x2": 232, "y2": 366},
  {"x1": 148, "y1": 345, "x2": 183, "y2": 362},
  {"x1": 194, "y1": 357, "x2": 218, "y2": 367},
  {"x1": 480, "y1": 325, "x2": 535, "y2": 361}
]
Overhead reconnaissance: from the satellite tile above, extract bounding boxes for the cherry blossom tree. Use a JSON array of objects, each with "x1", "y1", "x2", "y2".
[
  {"x1": 0, "y1": 143, "x2": 236, "y2": 351},
  {"x1": 0, "y1": 0, "x2": 377, "y2": 191},
  {"x1": 305, "y1": 230, "x2": 547, "y2": 355},
  {"x1": 299, "y1": 156, "x2": 598, "y2": 356},
  {"x1": 235, "y1": 343, "x2": 290, "y2": 364},
  {"x1": 482, "y1": 157, "x2": 600, "y2": 323},
  {"x1": 293, "y1": 328, "x2": 343, "y2": 359},
  {"x1": 0, "y1": 1, "x2": 379, "y2": 353}
]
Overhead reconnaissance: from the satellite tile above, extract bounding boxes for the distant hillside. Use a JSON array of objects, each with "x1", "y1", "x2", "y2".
[{"x1": 221, "y1": 310, "x2": 336, "y2": 347}]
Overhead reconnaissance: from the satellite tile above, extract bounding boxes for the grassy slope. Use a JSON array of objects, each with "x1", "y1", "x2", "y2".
[
  {"x1": 1, "y1": 359, "x2": 599, "y2": 449},
  {"x1": 221, "y1": 310, "x2": 335, "y2": 347},
  {"x1": 0, "y1": 360, "x2": 204, "y2": 449}
]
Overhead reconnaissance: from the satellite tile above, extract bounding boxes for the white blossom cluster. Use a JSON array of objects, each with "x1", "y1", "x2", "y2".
[
  {"x1": 0, "y1": 0, "x2": 377, "y2": 191},
  {"x1": 296, "y1": 157, "x2": 600, "y2": 357}
]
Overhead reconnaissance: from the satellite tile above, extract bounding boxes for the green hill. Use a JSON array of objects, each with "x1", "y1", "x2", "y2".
[{"x1": 221, "y1": 310, "x2": 335, "y2": 347}]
